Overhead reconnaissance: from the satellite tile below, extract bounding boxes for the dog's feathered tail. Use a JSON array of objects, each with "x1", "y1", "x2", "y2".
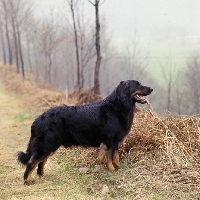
[{"x1": 17, "y1": 151, "x2": 31, "y2": 166}]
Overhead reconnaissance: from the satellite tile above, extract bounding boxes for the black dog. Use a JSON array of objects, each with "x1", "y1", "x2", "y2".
[{"x1": 18, "y1": 80, "x2": 153, "y2": 185}]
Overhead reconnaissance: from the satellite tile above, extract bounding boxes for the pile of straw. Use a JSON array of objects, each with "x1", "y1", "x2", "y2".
[
  {"x1": 121, "y1": 106, "x2": 200, "y2": 167},
  {"x1": 68, "y1": 88, "x2": 102, "y2": 105}
]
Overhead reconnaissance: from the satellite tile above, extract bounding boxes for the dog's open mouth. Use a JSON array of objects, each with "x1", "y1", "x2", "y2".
[{"x1": 133, "y1": 93, "x2": 150, "y2": 104}]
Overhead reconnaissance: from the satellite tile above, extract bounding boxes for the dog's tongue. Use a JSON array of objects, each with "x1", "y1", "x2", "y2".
[
  {"x1": 145, "y1": 99, "x2": 150, "y2": 105},
  {"x1": 142, "y1": 96, "x2": 150, "y2": 104},
  {"x1": 136, "y1": 94, "x2": 150, "y2": 104}
]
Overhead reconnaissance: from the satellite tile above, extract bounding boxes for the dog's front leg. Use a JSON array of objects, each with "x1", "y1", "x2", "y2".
[
  {"x1": 112, "y1": 150, "x2": 120, "y2": 168},
  {"x1": 105, "y1": 148, "x2": 116, "y2": 171},
  {"x1": 98, "y1": 143, "x2": 118, "y2": 171}
]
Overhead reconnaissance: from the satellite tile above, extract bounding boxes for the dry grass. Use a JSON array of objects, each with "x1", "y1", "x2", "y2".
[
  {"x1": 1, "y1": 63, "x2": 200, "y2": 199},
  {"x1": 0, "y1": 64, "x2": 68, "y2": 113},
  {"x1": 121, "y1": 107, "x2": 200, "y2": 168},
  {"x1": 69, "y1": 88, "x2": 102, "y2": 105},
  {"x1": 0, "y1": 65, "x2": 102, "y2": 111}
]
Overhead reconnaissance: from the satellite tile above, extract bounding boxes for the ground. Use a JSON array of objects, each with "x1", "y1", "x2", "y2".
[{"x1": 0, "y1": 67, "x2": 200, "y2": 199}]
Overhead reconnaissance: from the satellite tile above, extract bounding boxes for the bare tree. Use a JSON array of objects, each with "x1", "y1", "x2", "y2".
[
  {"x1": 7, "y1": 0, "x2": 34, "y2": 78},
  {"x1": 1, "y1": 0, "x2": 13, "y2": 65},
  {"x1": 17, "y1": 1, "x2": 34, "y2": 79},
  {"x1": 0, "y1": 16, "x2": 6, "y2": 64},
  {"x1": 26, "y1": 31, "x2": 33, "y2": 73},
  {"x1": 88, "y1": 0, "x2": 104, "y2": 94},
  {"x1": 16, "y1": 22, "x2": 25, "y2": 78},
  {"x1": 124, "y1": 36, "x2": 149, "y2": 80},
  {"x1": 75, "y1": 4, "x2": 96, "y2": 88},
  {"x1": 185, "y1": 53, "x2": 200, "y2": 114},
  {"x1": 24, "y1": 5, "x2": 38, "y2": 75},
  {"x1": 37, "y1": 15, "x2": 65, "y2": 85},
  {"x1": 160, "y1": 55, "x2": 177, "y2": 111},
  {"x1": 39, "y1": 21, "x2": 53, "y2": 84},
  {"x1": 9, "y1": 0, "x2": 20, "y2": 73},
  {"x1": 68, "y1": 0, "x2": 81, "y2": 91}
]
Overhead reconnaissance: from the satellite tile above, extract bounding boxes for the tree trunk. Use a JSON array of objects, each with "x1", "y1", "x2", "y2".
[
  {"x1": 33, "y1": 44, "x2": 39, "y2": 79},
  {"x1": 167, "y1": 81, "x2": 171, "y2": 111},
  {"x1": 93, "y1": 0, "x2": 102, "y2": 94},
  {"x1": 5, "y1": 14, "x2": 13, "y2": 65},
  {"x1": 0, "y1": 25, "x2": 6, "y2": 65},
  {"x1": 17, "y1": 27, "x2": 25, "y2": 79},
  {"x1": 48, "y1": 53, "x2": 52, "y2": 84},
  {"x1": 2, "y1": 0, "x2": 13, "y2": 65},
  {"x1": 80, "y1": 35, "x2": 84, "y2": 88},
  {"x1": 194, "y1": 87, "x2": 199, "y2": 114},
  {"x1": 11, "y1": 12, "x2": 20, "y2": 73},
  {"x1": 26, "y1": 32, "x2": 33, "y2": 73},
  {"x1": 69, "y1": 0, "x2": 80, "y2": 91}
]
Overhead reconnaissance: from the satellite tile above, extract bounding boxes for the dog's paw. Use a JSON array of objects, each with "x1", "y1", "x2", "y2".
[
  {"x1": 107, "y1": 162, "x2": 116, "y2": 172},
  {"x1": 24, "y1": 180, "x2": 35, "y2": 185}
]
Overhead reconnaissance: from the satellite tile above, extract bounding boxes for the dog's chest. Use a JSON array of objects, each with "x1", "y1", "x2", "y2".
[{"x1": 117, "y1": 110, "x2": 134, "y2": 147}]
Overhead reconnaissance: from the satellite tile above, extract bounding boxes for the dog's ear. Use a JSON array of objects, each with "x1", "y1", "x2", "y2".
[{"x1": 116, "y1": 81, "x2": 130, "y2": 99}]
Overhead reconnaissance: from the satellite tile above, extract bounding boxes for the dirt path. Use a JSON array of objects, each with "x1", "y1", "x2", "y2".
[
  {"x1": 0, "y1": 85, "x2": 27, "y2": 160},
  {"x1": 0, "y1": 84, "x2": 32, "y2": 198}
]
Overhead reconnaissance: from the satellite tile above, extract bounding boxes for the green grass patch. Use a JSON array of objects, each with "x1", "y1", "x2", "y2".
[
  {"x1": 151, "y1": 191, "x2": 170, "y2": 200},
  {"x1": 0, "y1": 165, "x2": 13, "y2": 175},
  {"x1": 14, "y1": 113, "x2": 36, "y2": 123},
  {"x1": 0, "y1": 166, "x2": 7, "y2": 174}
]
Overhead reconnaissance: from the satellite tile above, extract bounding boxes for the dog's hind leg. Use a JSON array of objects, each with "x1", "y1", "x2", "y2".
[
  {"x1": 23, "y1": 152, "x2": 51, "y2": 184},
  {"x1": 37, "y1": 155, "x2": 50, "y2": 177},
  {"x1": 105, "y1": 148, "x2": 115, "y2": 172},
  {"x1": 24, "y1": 161, "x2": 39, "y2": 185}
]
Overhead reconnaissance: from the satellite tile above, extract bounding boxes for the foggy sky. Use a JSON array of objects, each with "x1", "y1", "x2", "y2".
[{"x1": 35, "y1": 0, "x2": 200, "y2": 41}]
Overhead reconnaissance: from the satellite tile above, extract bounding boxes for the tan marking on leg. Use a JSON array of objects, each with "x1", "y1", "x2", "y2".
[
  {"x1": 113, "y1": 150, "x2": 120, "y2": 168},
  {"x1": 107, "y1": 160, "x2": 115, "y2": 171},
  {"x1": 105, "y1": 149, "x2": 115, "y2": 172},
  {"x1": 24, "y1": 164, "x2": 38, "y2": 185}
]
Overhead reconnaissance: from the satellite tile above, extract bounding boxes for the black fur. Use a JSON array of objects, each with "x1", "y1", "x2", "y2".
[{"x1": 17, "y1": 80, "x2": 153, "y2": 184}]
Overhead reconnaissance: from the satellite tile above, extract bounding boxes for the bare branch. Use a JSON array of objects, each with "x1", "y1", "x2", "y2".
[
  {"x1": 88, "y1": 0, "x2": 95, "y2": 6},
  {"x1": 99, "y1": 0, "x2": 106, "y2": 6}
]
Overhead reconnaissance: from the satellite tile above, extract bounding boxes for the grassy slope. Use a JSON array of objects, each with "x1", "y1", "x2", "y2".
[{"x1": 0, "y1": 76, "x2": 200, "y2": 199}]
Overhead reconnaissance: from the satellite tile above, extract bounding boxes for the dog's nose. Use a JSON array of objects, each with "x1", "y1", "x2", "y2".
[{"x1": 150, "y1": 88, "x2": 153, "y2": 92}]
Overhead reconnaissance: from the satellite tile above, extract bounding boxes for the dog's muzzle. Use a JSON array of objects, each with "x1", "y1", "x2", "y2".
[{"x1": 131, "y1": 87, "x2": 153, "y2": 104}]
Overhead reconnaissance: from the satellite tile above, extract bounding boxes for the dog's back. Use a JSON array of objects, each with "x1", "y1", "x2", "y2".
[{"x1": 30, "y1": 94, "x2": 131, "y2": 148}]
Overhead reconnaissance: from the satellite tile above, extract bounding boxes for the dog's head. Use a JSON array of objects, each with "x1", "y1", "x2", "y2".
[{"x1": 116, "y1": 80, "x2": 153, "y2": 104}]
